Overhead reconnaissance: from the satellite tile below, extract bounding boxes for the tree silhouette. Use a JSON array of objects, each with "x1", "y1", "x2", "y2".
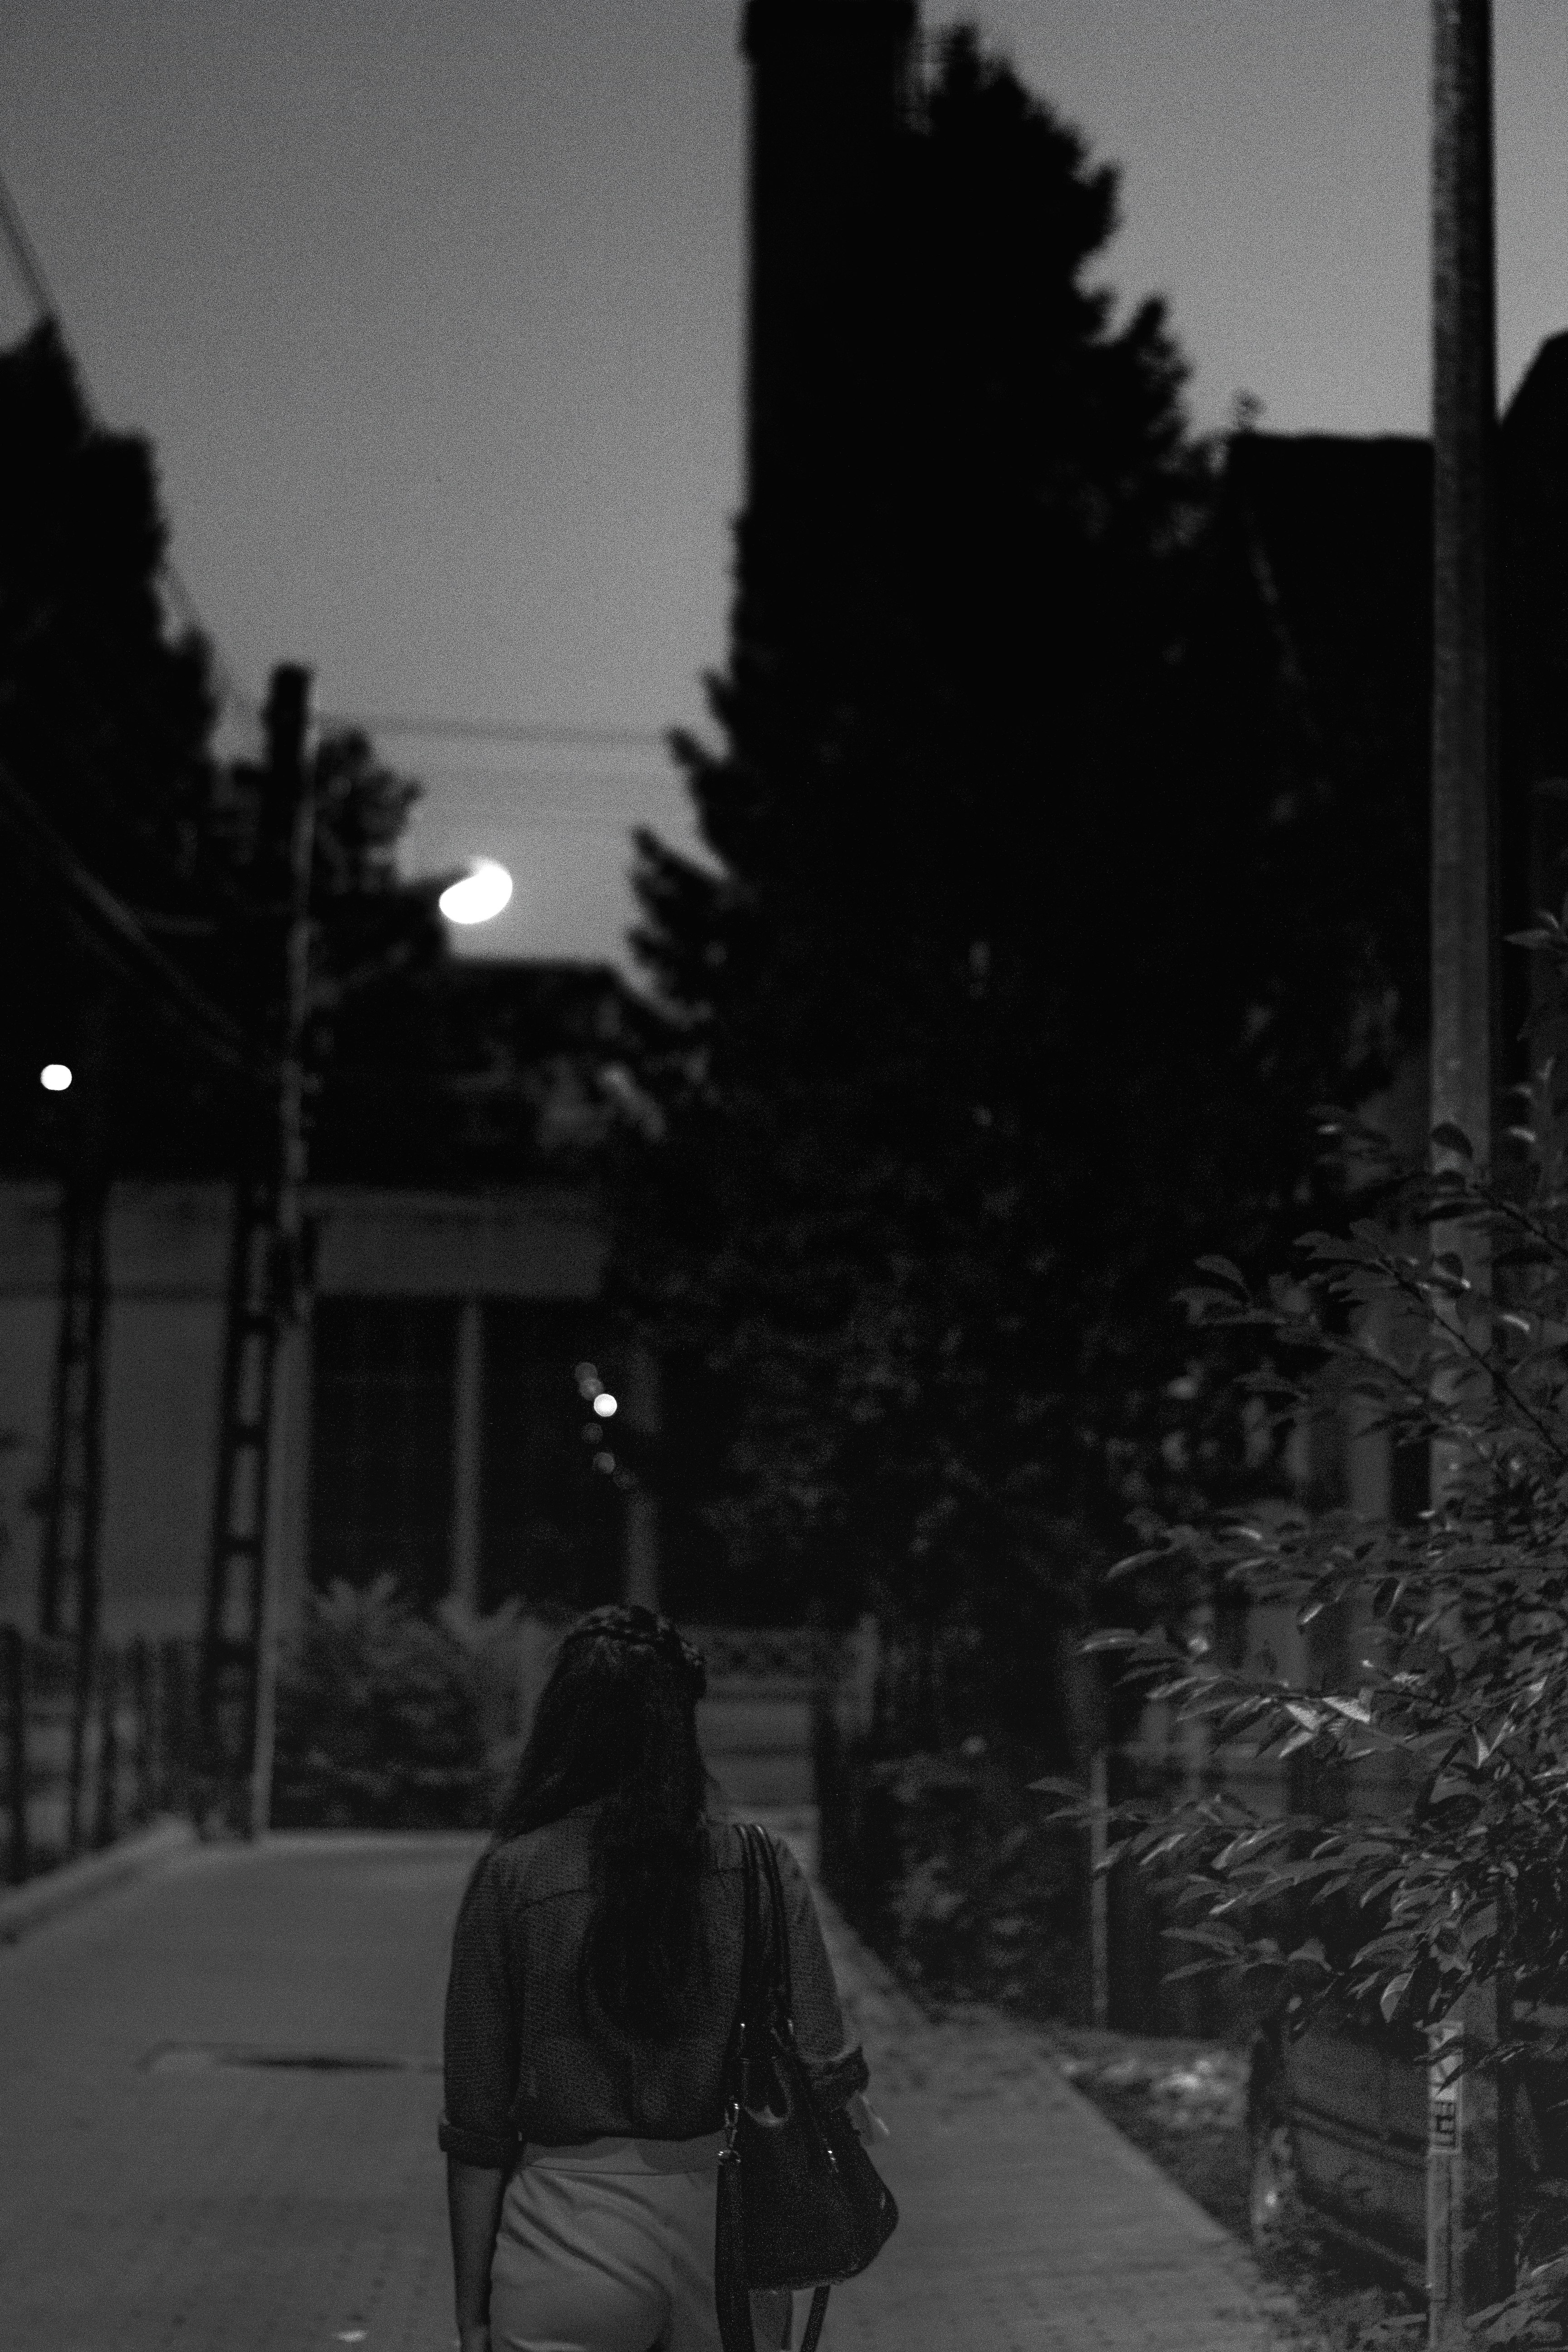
[
  {"x1": 0, "y1": 322, "x2": 448, "y2": 1181},
  {"x1": 0, "y1": 321, "x2": 218, "y2": 867},
  {"x1": 626, "y1": 34, "x2": 1419, "y2": 1676},
  {"x1": 627, "y1": 37, "x2": 1206, "y2": 1649}
]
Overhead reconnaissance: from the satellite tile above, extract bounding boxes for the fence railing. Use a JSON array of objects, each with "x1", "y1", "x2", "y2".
[
  {"x1": 686, "y1": 1623, "x2": 827, "y2": 1688},
  {"x1": 1, "y1": 1627, "x2": 197, "y2": 1886},
  {"x1": 812, "y1": 1622, "x2": 1282, "y2": 2038}
]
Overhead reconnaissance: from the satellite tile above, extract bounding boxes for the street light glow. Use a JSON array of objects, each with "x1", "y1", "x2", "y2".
[
  {"x1": 439, "y1": 858, "x2": 513, "y2": 926},
  {"x1": 40, "y1": 1063, "x2": 72, "y2": 1092}
]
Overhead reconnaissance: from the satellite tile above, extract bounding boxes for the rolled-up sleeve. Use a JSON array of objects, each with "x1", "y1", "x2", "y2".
[{"x1": 440, "y1": 1851, "x2": 520, "y2": 2168}]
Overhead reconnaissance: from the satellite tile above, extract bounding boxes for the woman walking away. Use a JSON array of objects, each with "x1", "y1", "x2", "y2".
[{"x1": 441, "y1": 1603, "x2": 874, "y2": 2352}]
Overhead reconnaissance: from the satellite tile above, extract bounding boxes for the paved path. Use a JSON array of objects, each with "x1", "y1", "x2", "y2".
[
  {"x1": 808, "y1": 1878, "x2": 1316, "y2": 2351},
  {"x1": 0, "y1": 1823, "x2": 1316, "y2": 2351}
]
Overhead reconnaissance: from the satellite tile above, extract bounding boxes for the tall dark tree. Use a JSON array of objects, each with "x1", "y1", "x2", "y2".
[
  {"x1": 0, "y1": 322, "x2": 449, "y2": 1181},
  {"x1": 0, "y1": 322, "x2": 216, "y2": 887},
  {"x1": 627, "y1": 34, "x2": 1430, "y2": 1687},
  {"x1": 0, "y1": 320, "x2": 230, "y2": 1168},
  {"x1": 628, "y1": 37, "x2": 1217, "y2": 1656}
]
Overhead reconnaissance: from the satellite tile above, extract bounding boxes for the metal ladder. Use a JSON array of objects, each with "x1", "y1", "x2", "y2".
[
  {"x1": 38, "y1": 1181, "x2": 108, "y2": 1643},
  {"x1": 196, "y1": 662, "x2": 316, "y2": 1833},
  {"x1": 197, "y1": 1172, "x2": 283, "y2": 1823},
  {"x1": 37, "y1": 1174, "x2": 108, "y2": 1853}
]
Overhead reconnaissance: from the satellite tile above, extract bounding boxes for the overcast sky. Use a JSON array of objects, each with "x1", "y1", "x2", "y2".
[{"x1": 2, "y1": 2, "x2": 1567, "y2": 966}]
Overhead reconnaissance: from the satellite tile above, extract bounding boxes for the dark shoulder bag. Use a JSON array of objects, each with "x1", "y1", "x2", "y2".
[{"x1": 715, "y1": 1822, "x2": 898, "y2": 2352}]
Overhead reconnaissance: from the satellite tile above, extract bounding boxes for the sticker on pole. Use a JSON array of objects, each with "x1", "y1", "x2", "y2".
[{"x1": 1429, "y1": 2028, "x2": 1462, "y2": 2156}]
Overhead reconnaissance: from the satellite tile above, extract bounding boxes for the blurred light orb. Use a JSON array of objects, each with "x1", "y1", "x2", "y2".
[
  {"x1": 593, "y1": 1392, "x2": 618, "y2": 1419},
  {"x1": 40, "y1": 1063, "x2": 72, "y2": 1093},
  {"x1": 439, "y1": 858, "x2": 513, "y2": 926}
]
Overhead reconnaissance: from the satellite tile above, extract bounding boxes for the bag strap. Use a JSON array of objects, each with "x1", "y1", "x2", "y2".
[
  {"x1": 723, "y1": 1820, "x2": 764, "y2": 2113},
  {"x1": 743, "y1": 1823, "x2": 770, "y2": 2014},
  {"x1": 743, "y1": 1823, "x2": 832, "y2": 2352},
  {"x1": 750, "y1": 1821, "x2": 795, "y2": 2029},
  {"x1": 799, "y1": 2284, "x2": 831, "y2": 2352}
]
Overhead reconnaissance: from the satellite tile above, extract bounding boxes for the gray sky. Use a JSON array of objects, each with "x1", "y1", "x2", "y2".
[{"x1": 2, "y1": 2, "x2": 1567, "y2": 966}]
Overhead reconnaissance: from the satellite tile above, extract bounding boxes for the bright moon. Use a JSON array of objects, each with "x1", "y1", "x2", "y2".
[
  {"x1": 439, "y1": 858, "x2": 514, "y2": 926},
  {"x1": 40, "y1": 1063, "x2": 72, "y2": 1092}
]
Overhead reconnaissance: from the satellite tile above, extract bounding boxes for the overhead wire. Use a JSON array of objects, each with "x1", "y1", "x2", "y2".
[
  {"x1": 317, "y1": 711, "x2": 671, "y2": 752},
  {"x1": 0, "y1": 159, "x2": 686, "y2": 1113},
  {"x1": 0, "y1": 760, "x2": 265, "y2": 1085},
  {"x1": 0, "y1": 161, "x2": 691, "y2": 783},
  {"x1": 0, "y1": 163, "x2": 697, "y2": 770}
]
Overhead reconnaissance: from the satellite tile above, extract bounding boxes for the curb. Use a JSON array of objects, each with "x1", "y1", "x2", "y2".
[
  {"x1": 0, "y1": 1814, "x2": 198, "y2": 1947},
  {"x1": 258, "y1": 1828, "x2": 486, "y2": 1855}
]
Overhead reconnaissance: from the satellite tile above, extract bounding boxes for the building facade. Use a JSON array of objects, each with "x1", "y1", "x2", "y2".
[{"x1": 0, "y1": 1179, "x2": 636, "y2": 1642}]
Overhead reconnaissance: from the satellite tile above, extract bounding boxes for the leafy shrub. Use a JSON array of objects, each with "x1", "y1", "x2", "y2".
[
  {"x1": 272, "y1": 1576, "x2": 492, "y2": 1829},
  {"x1": 1071, "y1": 1122, "x2": 1568, "y2": 2038},
  {"x1": 1053, "y1": 1021, "x2": 1568, "y2": 2335},
  {"x1": 818, "y1": 1711, "x2": 1087, "y2": 2015}
]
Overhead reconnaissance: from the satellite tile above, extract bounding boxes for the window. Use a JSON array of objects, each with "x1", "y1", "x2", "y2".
[{"x1": 311, "y1": 1300, "x2": 456, "y2": 1603}]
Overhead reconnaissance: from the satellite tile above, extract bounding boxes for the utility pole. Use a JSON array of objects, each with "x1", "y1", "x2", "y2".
[
  {"x1": 39, "y1": 982, "x2": 113, "y2": 1854},
  {"x1": 1427, "y1": 5, "x2": 1510, "y2": 2339},
  {"x1": 249, "y1": 662, "x2": 316, "y2": 1838},
  {"x1": 199, "y1": 664, "x2": 315, "y2": 1837},
  {"x1": 1431, "y1": 0, "x2": 1500, "y2": 1174},
  {"x1": 1088, "y1": 1747, "x2": 1109, "y2": 2029}
]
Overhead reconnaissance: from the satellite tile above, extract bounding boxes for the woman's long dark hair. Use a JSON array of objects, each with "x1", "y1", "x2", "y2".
[{"x1": 488, "y1": 1604, "x2": 710, "y2": 2041}]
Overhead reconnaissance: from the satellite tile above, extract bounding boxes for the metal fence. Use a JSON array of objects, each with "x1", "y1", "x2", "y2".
[{"x1": 1, "y1": 1626, "x2": 196, "y2": 1886}]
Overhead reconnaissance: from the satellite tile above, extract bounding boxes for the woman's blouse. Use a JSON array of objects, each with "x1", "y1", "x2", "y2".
[{"x1": 440, "y1": 1810, "x2": 851, "y2": 2165}]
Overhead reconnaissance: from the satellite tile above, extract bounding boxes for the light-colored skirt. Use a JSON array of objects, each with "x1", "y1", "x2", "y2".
[{"x1": 490, "y1": 2132, "x2": 792, "y2": 2352}]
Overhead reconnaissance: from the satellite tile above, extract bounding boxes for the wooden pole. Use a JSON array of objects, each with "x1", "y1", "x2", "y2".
[
  {"x1": 4, "y1": 1626, "x2": 28, "y2": 1885},
  {"x1": 93, "y1": 1642, "x2": 119, "y2": 1850},
  {"x1": 1089, "y1": 1746, "x2": 1109, "y2": 2030},
  {"x1": 1428, "y1": 1975, "x2": 1510, "y2": 2342},
  {"x1": 161, "y1": 1637, "x2": 190, "y2": 1816},
  {"x1": 129, "y1": 1636, "x2": 152, "y2": 1821},
  {"x1": 249, "y1": 664, "x2": 315, "y2": 1841},
  {"x1": 1428, "y1": 6, "x2": 1510, "y2": 2338}
]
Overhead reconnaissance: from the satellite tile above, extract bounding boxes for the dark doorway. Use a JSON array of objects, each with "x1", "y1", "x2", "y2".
[
  {"x1": 310, "y1": 1299, "x2": 456, "y2": 1602},
  {"x1": 480, "y1": 1303, "x2": 621, "y2": 1614}
]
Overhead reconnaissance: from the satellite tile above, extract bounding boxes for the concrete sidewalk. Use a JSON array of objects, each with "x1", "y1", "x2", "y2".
[
  {"x1": 0, "y1": 1824, "x2": 1317, "y2": 2351},
  {"x1": 807, "y1": 1882, "x2": 1317, "y2": 2351}
]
